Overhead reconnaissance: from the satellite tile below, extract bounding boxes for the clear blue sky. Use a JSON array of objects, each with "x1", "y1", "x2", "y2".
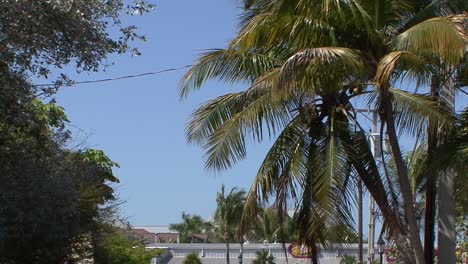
[{"x1": 56, "y1": 0, "x2": 273, "y2": 226}]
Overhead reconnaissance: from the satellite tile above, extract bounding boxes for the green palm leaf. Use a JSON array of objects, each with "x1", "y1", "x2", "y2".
[
  {"x1": 187, "y1": 92, "x2": 244, "y2": 145},
  {"x1": 241, "y1": 116, "x2": 307, "y2": 230},
  {"x1": 203, "y1": 90, "x2": 292, "y2": 171},
  {"x1": 375, "y1": 51, "x2": 431, "y2": 89},
  {"x1": 180, "y1": 48, "x2": 281, "y2": 98},
  {"x1": 279, "y1": 47, "x2": 368, "y2": 93},
  {"x1": 390, "y1": 87, "x2": 454, "y2": 137},
  {"x1": 392, "y1": 16, "x2": 467, "y2": 65}
]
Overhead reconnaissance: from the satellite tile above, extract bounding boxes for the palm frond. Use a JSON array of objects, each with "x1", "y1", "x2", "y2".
[
  {"x1": 390, "y1": 87, "x2": 454, "y2": 137},
  {"x1": 232, "y1": 13, "x2": 340, "y2": 51},
  {"x1": 392, "y1": 16, "x2": 467, "y2": 65},
  {"x1": 187, "y1": 92, "x2": 244, "y2": 145},
  {"x1": 375, "y1": 51, "x2": 431, "y2": 89},
  {"x1": 398, "y1": 0, "x2": 459, "y2": 33},
  {"x1": 241, "y1": 116, "x2": 307, "y2": 231},
  {"x1": 278, "y1": 47, "x2": 369, "y2": 93},
  {"x1": 202, "y1": 85, "x2": 293, "y2": 171},
  {"x1": 346, "y1": 129, "x2": 405, "y2": 236},
  {"x1": 406, "y1": 145, "x2": 428, "y2": 195},
  {"x1": 186, "y1": 68, "x2": 285, "y2": 155},
  {"x1": 179, "y1": 48, "x2": 281, "y2": 98}
]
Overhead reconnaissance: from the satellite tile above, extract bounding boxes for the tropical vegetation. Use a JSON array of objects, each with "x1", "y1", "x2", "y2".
[
  {"x1": 181, "y1": 0, "x2": 467, "y2": 263},
  {"x1": 252, "y1": 250, "x2": 276, "y2": 264},
  {"x1": 169, "y1": 212, "x2": 209, "y2": 243},
  {"x1": 0, "y1": 0, "x2": 153, "y2": 263},
  {"x1": 339, "y1": 255, "x2": 357, "y2": 264},
  {"x1": 94, "y1": 224, "x2": 161, "y2": 264},
  {"x1": 214, "y1": 185, "x2": 247, "y2": 264},
  {"x1": 182, "y1": 252, "x2": 202, "y2": 264}
]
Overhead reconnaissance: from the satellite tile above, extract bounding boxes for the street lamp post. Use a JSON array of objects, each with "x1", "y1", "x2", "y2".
[
  {"x1": 238, "y1": 254, "x2": 242, "y2": 264},
  {"x1": 377, "y1": 237, "x2": 385, "y2": 264}
]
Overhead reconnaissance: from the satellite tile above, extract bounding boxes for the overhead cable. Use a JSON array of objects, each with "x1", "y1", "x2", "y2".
[{"x1": 35, "y1": 64, "x2": 193, "y2": 87}]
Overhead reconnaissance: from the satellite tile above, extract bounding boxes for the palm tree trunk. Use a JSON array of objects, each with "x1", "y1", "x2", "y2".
[
  {"x1": 239, "y1": 241, "x2": 243, "y2": 264},
  {"x1": 384, "y1": 99, "x2": 425, "y2": 264},
  {"x1": 424, "y1": 77, "x2": 438, "y2": 264},
  {"x1": 347, "y1": 128, "x2": 413, "y2": 259},
  {"x1": 225, "y1": 228, "x2": 230, "y2": 264},
  {"x1": 311, "y1": 240, "x2": 318, "y2": 264},
  {"x1": 437, "y1": 80, "x2": 456, "y2": 264},
  {"x1": 424, "y1": 174, "x2": 436, "y2": 264}
]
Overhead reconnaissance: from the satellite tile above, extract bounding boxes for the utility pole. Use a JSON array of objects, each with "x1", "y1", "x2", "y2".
[
  {"x1": 368, "y1": 111, "x2": 378, "y2": 264},
  {"x1": 358, "y1": 178, "x2": 363, "y2": 264},
  {"x1": 355, "y1": 109, "x2": 381, "y2": 263}
]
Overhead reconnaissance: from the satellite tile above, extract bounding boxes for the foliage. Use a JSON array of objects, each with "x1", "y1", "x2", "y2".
[
  {"x1": 182, "y1": 252, "x2": 202, "y2": 264},
  {"x1": 339, "y1": 255, "x2": 357, "y2": 264},
  {"x1": 94, "y1": 224, "x2": 160, "y2": 264},
  {"x1": 0, "y1": 118, "x2": 121, "y2": 263},
  {"x1": 181, "y1": 0, "x2": 467, "y2": 263},
  {"x1": 214, "y1": 185, "x2": 246, "y2": 264},
  {"x1": 0, "y1": 0, "x2": 153, "y2": 263},
  {"x1": 252, "y1": 250, "x2": 275, "y2": 264},
  {"x1": 214, "y1": 185, "x2": 247, "y2": 242},
  {"x1": 251, "y1": 207, "x2": 295, "y2": 243},
  {"x1": 0, "y1": 0, "x2": 153, "y2": 82},
  {"x1": 169, "y1": 212, "x2": 207, "y2": 243}
]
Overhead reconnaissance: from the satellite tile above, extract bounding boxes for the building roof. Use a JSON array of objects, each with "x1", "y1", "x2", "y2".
[
  {"x1": 133, "y1": 226, "x2": 178, "y2": 234},
  {"x1": 156, "y1": 233, "x2": 179, "y2": 242},
  {"x1": 128, "y1": 228, "x2": 155, "y2": 244}
]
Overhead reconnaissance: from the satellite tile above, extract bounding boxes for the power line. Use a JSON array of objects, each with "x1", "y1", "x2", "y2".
[{"x1": 35, "y1": 64, "x2": 193, "y2": 87}]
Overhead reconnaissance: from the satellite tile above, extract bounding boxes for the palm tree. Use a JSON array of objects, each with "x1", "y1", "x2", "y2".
[
  {"x1": 252, "y1": 207, "x2": 294, "y2": 243},
  {"x1": 214, "y1": 185, "x2": 246, "y2": 264},
  {"x1": 169, "y1": 212, "x2": 205, "y2": 243},
  {"x1": 181, "y1": 1, "x2": 467, "y2": 263},
  {"x1": 252, "y1": 250, "x2": 275, "y2": 264}
]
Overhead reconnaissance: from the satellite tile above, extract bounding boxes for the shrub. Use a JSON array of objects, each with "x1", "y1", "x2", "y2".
[
  {"x1": 252, "y1": 250, "x2": 275, "y2": 264},
  {"x1": 183, "y1": 252, "x2": 202, "y2": 264}
]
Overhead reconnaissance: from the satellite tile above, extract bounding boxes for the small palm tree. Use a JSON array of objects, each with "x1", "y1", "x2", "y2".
[
  {"x1": 214, "y1": 185, "x2": 246, "y2": 264},
  {"x1": 169, "y1": 212, "x2": 205, "y2": 243},
  {"x1": 252, "y1": 250, "x2": 275, "y2": 264}
]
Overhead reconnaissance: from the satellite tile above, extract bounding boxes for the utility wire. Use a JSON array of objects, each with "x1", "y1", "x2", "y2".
[{"x1": 35, "y1": 64, "x2": 193, "y2": 87}]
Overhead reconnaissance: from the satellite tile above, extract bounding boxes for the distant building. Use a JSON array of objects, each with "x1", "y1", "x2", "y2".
[
  {"x1": 132, "y1": 225, "x2": 209, "y2": 244},
  {"x1": 147, "y1": 243, "x2": 370, "y2": 264},
  {"x1": 132, "y1": 226, "x2": 179, "y2": 244},
  {"x1": 129, "y1": 228, "x2": 158, "y2": 244}
]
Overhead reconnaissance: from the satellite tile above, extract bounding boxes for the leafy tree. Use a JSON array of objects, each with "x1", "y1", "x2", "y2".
[
  {"x1": 0, "y1": 98, "x2": 121, "y2": 263},
  {"x1": 94, "y1": 224, "x2": 160, "y2": 264},
  {"x1": 0, "y1": 1, "x2": 154, "y2": 263},
  {"x1": 214, "y1": 185, "x2": 246, "y2": 264},
  {"x1": 180, "y1": 0, "x2": 467, "y2": 263},
  {"x1": 182, "y1": 252, "x2": 202, "y2": 264},
  {"x1": 169, "y1": 212, "x2": 206, "y2": 243},
  {"x1": 252, "y1": 250, "x2": 275, "y2": 264}
]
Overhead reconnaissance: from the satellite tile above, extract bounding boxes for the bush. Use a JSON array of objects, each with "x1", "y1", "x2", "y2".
[
  {"x1": 94, "y1": 226, "x2": 159, "y2": 264},
  {"x1": 339, "y1": 255, "x2": 357, "y2": 264},
  {"x1": 183, "y1": 252, "x2": 202, "y2": 264},
  {"x1": 252, "y1": 250, "x2": 275, "y2": 264}
]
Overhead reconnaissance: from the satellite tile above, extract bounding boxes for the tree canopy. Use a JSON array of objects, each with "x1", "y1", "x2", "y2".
[{"x1": 0, "y1": 0, "x2": 154, "y2": 263}]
